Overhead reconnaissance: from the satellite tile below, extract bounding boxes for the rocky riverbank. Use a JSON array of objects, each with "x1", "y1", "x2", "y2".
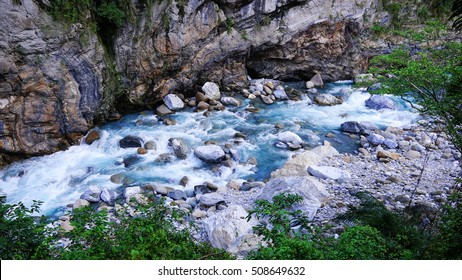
[{"x1": 42, "y1": 77, "x2": 461, "y2": 259}]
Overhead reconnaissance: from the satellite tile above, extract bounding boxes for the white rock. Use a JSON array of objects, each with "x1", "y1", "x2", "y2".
[
  {"x1": 221, "y1": 97, "x2": 241, "y2": 106},
  {"x1": 80, "y1": 186, "x2": 101, "y2": 203},
  {"x1": 307, "y1": 165, "x2": 351, "y2": 182},
  {"x1": 124, "y1": 186, "x2": 142, "y2": 199},
  {"x1": 202, "y1": 82, "x2": 221, "y2": 100},
  {"x1": 277, "y1": 131, "x2": 303, "y2": 147},
  {"x1": 194, "y1": 145, "x2": 225, "y2": 163},
  {"x1": 199, "y1": 192, "x2": 225, "y2": 206},
  {"x1": 306, "y1": 81, "x2": 315, "y2": 89},
  {"x1": 163, "y1": 94, "x2": 184, "y2": 110}
]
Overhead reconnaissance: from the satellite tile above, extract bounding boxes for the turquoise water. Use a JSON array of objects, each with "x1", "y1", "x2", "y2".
[{"x1": 0, "y1": 81, "x2": 419, "y2": 217}]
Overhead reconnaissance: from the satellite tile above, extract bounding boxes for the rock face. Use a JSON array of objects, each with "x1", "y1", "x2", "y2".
[{"x1": 1, "y1": 0, "x2": 380, "y2": 162}]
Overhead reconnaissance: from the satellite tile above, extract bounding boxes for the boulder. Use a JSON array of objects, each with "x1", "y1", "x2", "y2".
[
  {"x1": 277, "y1": 131, "x2": 303, "y2": 149},
  {"x1": 110, "y1": 173, "x2": 126, "y2": 184},
  {"x1": 199, "y1": 192, "x2": 225, "y2": 206},
  {"x1": 80, "y1": 186, "x2": 101, "y2": 203},
  {"x1": 383, "y1": 139, "x2": 398, "y2": 149},
  {"x1": 194, "y1": 185, "x2": 212, "y2": 195},
  {"x1": 365, "y1": 95, "x2": 396, "y2": 110},
  {"x1": 156, "y1": 104, "x2": 173, "y2": 116},
  {"x1": 196, "y1": 101, "x2": 210, "y2": 111},
  {"x1": 124, "y1": 186, "x2": 142, "y2": 199},
  {"x1": 314, "y1": 94, "x2": 342, "y2": 106},
  {"x1": 341, "y1": 121, "x2": 363, "y2": 134},
  {"x1": 194, "y1": 145, "x2": 225, "y2": 163},
  {"x1": 377, "y1": 150, "x2": 401, "y2": 160},
  {"x1": 257, "y1": 176, "x2": 329, "y2": 220},
  {"x1": 273, "y1": 89, "x2": 289, "y2": 100},
  {"x1": 154, "y1": 185, "x2": 174, "y2": 195},
  {"x1": 73, "y1": 199, "x2": 90, "y2": 209},
  {"x1": 119, "y1": 136, "x2": 143, "y2": 148},
  {"x1": 84, "y1": 130, "x2": 101, "y2": 145},
  {"x1": 122, "y1": 155, "x2": 142, "y2": 167},
  {"x1": 307, "y1": 165, "x2": 351, "y2": 182},
  {"x1": 162, "y1": 117, "x2": 177, "y2": 126},
  {"x1": 202, "y1": 82, "x2": 221, "y2": 100},
  {"x1": 367, "y1": 133, "x2": 385, "y2": 145},
  {"x1": 306, "y1": 81, "x2": 315, "y2": 89},
  {"x1": 169, "y1": 138, "x2": 190, "y2": 159},
  {"x1": 144, "y1": 141, "x2": 156, "y2": 150},
  {"x1": 271, "y1": 145, "x2": 339, "y2": 177},
  {"x1": 137, "y1": 147, "x2": 148, "y2": 154},
  {"x1": 101, "y1": 187, "x2": 118, "y2": 206},
  {"x1": 221, "y1": 97, "x2": 242, "y2": 107},
  {"x1": 167, "y1": 190, "x2": 186, "y2": 200},
  {"x1": 202, "y1": 205, "x2": 256, "y2": 250},
  {"x1": 310, "y1": 73, "x2": 324, "y2": 88},
  {"x1": 163, "y1": 94, "x2": 185, "y2": 110}
]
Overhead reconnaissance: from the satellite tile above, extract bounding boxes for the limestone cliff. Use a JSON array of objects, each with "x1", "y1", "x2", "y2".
[{"x1": 0, "y1": 0, "x2": 383, "y2": 164}]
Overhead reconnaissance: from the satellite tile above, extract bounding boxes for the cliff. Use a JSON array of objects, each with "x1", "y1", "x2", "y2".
[{"x1": 0, "y1": 0, "x2": 383, "y2": 164}]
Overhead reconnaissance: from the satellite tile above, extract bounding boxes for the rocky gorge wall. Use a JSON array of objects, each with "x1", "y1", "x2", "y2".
[{"x1": 0, "y1": 0, "x2": 385, "y2": 165}]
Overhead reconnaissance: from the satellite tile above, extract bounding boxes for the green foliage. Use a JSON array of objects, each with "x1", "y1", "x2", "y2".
[
  {"x1": 0, "y1": 200, "x2": 51, "y2": 259},
  {"x1": 336, "y1": 226, "x2": 388, "y2": 259},
  {"x1": 226, "y1": 18, "x2": 234, "y2": 34},
  {"x1": 57, "y1": 200, "x2": 233, "y2": 260}
]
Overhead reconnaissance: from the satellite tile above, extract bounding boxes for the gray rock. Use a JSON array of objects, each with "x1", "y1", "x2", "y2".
[
  {"x1": 110, "y1": 173, "x2": 126, "y2": 184},
  {"x1": 307, "y1": 165, "x2": 351, "y2": 182},
  {"x1": 221, "y1": 97, "x2": 241, "y2": 106},
  {"x1": 194, "y1": 185, "x2": 212, "y2": 195},
  {"x1": 119, "y1": 136, "x2": 143, "y2": 148},
  {"x1": 383, "y1": 139, "x2": 398, "y2": 149},
  {"x1": 194, "y1": 145, "x2": 225, "y2": 163},
  {"x1": 199, "y1": 192, "x2": 225, "y2": 206},
  {"x1": 202, "y1": 82, "x2": 221, "y2": 100},
  {"x1": 101, "y1": 188, "x2": 118, "y2": 206},
  {"x1": 406, "y1": 150, "x2": 421, "y2": 159},
  {"x1": 144, "y1": 141, "x2": 157, "y2": 150},
  {"x1": 261, "y1": 95, "x2": 274, "y2": 104},
  {"x1": 341, "y1": 121, "x2": 363, "y2": 134},
  {"x1": 169, "y1": 138, "x2": 190, "y2": 159},
  {"x1": 310, "y1": 73, "x2": 324, "y2": 87},
  {"x1": 273, "y1": 89, "x2": 288, "y2": 100},
  {"x1": 314, "y1": 94, "x2": 342, "y2": 106},
  {"x1": 306, "y1": 81, "x2": 315, "y2": 89},
  {"x1": 73, "y1": 199, "x2": 90, "y2": 209},
  {"x1": 365, "y1": 95, "x2": 396, "y2": 110},
  {"x1": 163, "y1": 94, "x2": 184, "y2": 110},
  {"x1": 167, "y1": 190, "x2": 186, "y2": 200},
  {"x1": 80, "y1": 186, "x2": 101, "y2": 203},
  {"x1": 367, "y1": 133, "x2": 385, "y2": 145},
  {"x1": 277, "y1": 131, "x2": 303, "y2": 149},
  {"x1": 359, "y1": 121, "x2": 378, "y2": 133},
  {"x1": 156, "y1": 104, "x2": 173, "y2": 116},
  {"x1": 154, "y1": 185, "x2": 174, "y2": 195},
  {"x1": 257, "y1": 176, "x2": 329, "y2": 220},
  {"x1": 180, "y1": 176, "x2": 189, "y2": 187},
  {"x1": 411, "y1": 142, "x2": 426, "y2": 152}
]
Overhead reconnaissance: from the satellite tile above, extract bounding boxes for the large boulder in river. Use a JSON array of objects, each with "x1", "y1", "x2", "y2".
[
  {"x1": 194, "y1": 145, "x2": 225, "y2": 163},
  {"x1": 80, "y1": 186, "x2": 101, "y2": 203},
  {"x1": 221, "y1": 97, "x2": 241, "y2": 107},
  {"x1": 257, "y1": 176, "x2": 329, "y2": 220},
  {"x1": 169, "y1": 138, "x2": 190, "y2": 159},
  {"x1": 309, "y1": 73, "x2": 324, "y2": 88},
  {"x1": 202, "y1": 82, "x2": 221, "y2": 100},
  {"x1": 340, "y1": 121, "x2": 364, "y2": 134},
  {"x1": 365, "y1": 95, "x2": 396, "y2": 110},
  {"x1": 163, "y1": 94, "x2": 184, "y2": 110},
  {"x1": 314, "y1": 94, "x2": 342, "y2": 106},
  {"x1": 119, "y1": 136, "x2": 143, "y2": 148},
  {"x1": 277, "y1": 131, "x2": 303, "y2": 149}
]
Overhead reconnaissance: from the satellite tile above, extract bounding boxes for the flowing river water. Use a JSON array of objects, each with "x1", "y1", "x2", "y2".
[{"x1": 0, "y1": 81, "x2": 419, "y2": 217}]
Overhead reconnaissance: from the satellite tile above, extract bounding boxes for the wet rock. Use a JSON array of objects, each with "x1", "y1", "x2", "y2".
[
  {"x1": 110, "y1": 173, "x2": 126, "y2": 184},
  {"x1": 137, "y1": 147, "x2": 148, "y2": 155},
  {"x1": 119, "y1": 136, "x2": 143, "y2": 148},
  {"x1": 314, "y1": 94, "x2": 342, "y2": 106},
  {"x1": 80, "y1": 186, "x2": 101, "y2": 203},
  {"x1": 163, "y1": 94, "x2": 184, "y2": 110},
  {"x1": 307, "y1": 165, "x2": 351, "y2": 182},
  {"x1": 162, "y1": 117, "x2": 177, "y2": 126},
  {"x1": 202, "y1": 82, "x2": 221, "y2": 100},
  {"x1": 261, "y1": 95, "x2": 274, "y2": 104},
  {"x1": 205, "y1": 181, "x2": 219, "y2": 191},
  {"x1": 156, "y1": 104, "x2": 173, "y2": 116},
  {"x1": 221, "y1": 97, "x2": 241, "y2": 107},
  {"x1": 194, "y1": 185, "x2": 212, "y2": 195},
  {"x1": 341, "y1": 121, "x2": 363, "y2": 134},
  {"x1": 306, "y1": 81, "x2": 315, "y2": 89},
  {"x1": 196, "y1": 101, "x2": 210, "y2": 111},
  {"x1": 309, "y1": 73, "x2": 324, "y2": 88},
  {"x1": 123, "y1": 155, "x2": 142, "y2": 167},
  {"x1": 84, "y1": 130, "x2": 101, "y2": 145},
  {"x1": 365, "y1": 95, "x2": 396, "y2": 110},
  {"x1": 169, "y1": 138, "x2": 190, "y2": 160},
  {"x1": 277, "y1": 131, "x2": 303, "y2": 149},
  {"x1": 144, "y1": 141, "x2": 156, "y2": 150},
  {"x1": 194, "y1": 145, "x2": 225, "y2": 163},
  {"x1": 273, "y1": 88, "x2": 288, "y2": 100},
  {"x1": 180, "y1": 176, "x2": 189, "y2": 187},
  {"x1": 196, "y1": 92, "x2": 208, "y2": 102}
]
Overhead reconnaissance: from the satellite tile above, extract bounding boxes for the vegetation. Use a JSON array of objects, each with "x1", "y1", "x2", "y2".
[{"x1": 0, "y1": 198, "x2": 233, "y2": 260}]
